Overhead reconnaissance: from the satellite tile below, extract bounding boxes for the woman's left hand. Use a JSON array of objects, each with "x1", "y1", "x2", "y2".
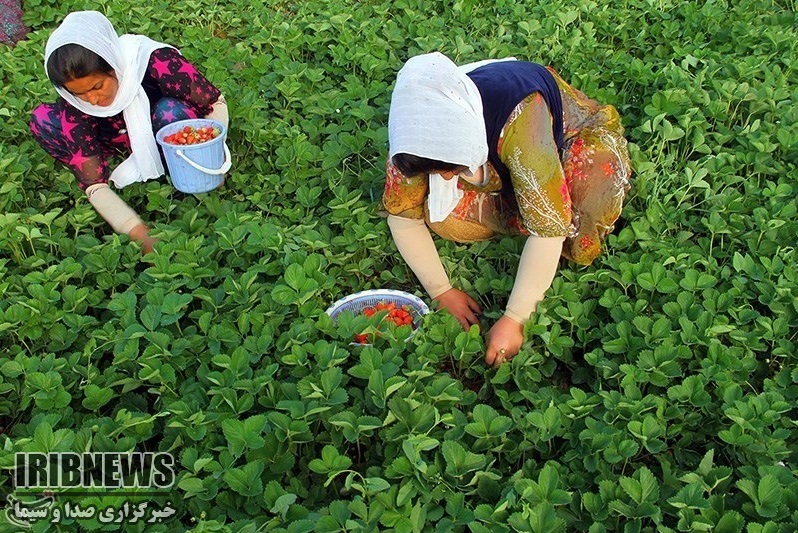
[{"x1": 485, "y1": 315, "x2": 524, "y2": 366}]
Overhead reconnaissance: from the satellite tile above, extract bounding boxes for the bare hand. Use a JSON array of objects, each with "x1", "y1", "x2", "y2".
[
  {"x1": 129, "y1": 223, "x2": 156, "y2": 254},
  {"x1": 485, "y1": 315, "x2": 524, "y2": 366},
  {"x1": 140, "y1": 235, "x2": 156, "y2": 254},
  {"x1": 433, "y1": 288, "x2": 482, "y2": 330}
]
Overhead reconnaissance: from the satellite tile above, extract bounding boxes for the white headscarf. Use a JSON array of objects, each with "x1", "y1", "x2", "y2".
[
  {"x1": 44, "y1": 11, "x2": 172, "y2": 188},
  {"x1": 388, "y1": 52, "x2": 515, "y2": 222},
  {"x1": 389, "y1": 52, "x2": 487, "y2": 174}
]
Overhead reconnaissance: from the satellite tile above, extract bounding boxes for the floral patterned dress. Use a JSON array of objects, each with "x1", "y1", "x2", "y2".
[{"x1": 382, "y1": 68, "x2": 631, "y2": 265}]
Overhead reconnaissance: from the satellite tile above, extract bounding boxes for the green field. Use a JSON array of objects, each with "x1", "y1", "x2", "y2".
[{"x1": 1, "y1": 0, "x2": 796, "y2": 531}]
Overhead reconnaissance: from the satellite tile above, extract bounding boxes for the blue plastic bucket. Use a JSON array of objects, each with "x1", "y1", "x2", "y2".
[{"x1": 155, "y1": 119, "x2": 231, "y2": 193}]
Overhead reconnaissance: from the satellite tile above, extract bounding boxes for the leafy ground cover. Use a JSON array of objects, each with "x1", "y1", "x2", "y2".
[{"x1": 0, "y1": 0, "x2": 796, "y2": 531}]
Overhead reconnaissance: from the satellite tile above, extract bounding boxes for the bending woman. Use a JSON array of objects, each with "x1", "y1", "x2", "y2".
[
  {"x1": 383, "y1": 52, "x2": 631, "y2": 365},
  {"x1": 30, "y1": 11, "x2": 228, "y2": 252}
]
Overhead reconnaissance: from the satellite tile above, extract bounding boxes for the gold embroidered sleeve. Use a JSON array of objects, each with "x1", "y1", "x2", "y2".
[
  {"x1": 500, "y1": 93, "x2": 573, "y2": 238},
  {"x1": 381, "y1": 158, "x2": 428, "y2": 220}
]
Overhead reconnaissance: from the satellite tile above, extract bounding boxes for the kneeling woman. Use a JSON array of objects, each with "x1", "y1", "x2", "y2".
[
  {"x1": 383, "y1": 52, "x2": 631, "y2": 365},
  {"x1": 31, "y1": 11, "x2": 228, "y2": 252}
]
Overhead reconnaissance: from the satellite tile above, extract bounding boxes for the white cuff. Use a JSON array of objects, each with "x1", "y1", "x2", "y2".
[
  {"x1": 205, "y1": 94, "x2": 229, "y2": 130},
  {"x1": 504, "y1": 236, "x2": 564, "y2": 324},
  {"x1": 387, "y1": 215, "x2": 452, "y2": 299}
]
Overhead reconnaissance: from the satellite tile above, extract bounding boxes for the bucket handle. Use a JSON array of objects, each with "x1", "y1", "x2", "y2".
[{"x1": 175, "y1": 143, "x2": 232, "y2": 175}]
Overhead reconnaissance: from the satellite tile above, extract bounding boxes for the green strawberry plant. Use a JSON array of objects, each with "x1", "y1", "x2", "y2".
[{"x1": 0, "y1": 0, "x2": 795, "y2": 531}]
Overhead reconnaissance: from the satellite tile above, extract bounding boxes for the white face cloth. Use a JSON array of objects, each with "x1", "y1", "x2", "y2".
[
  {"x1": 388, "y1": 52, "x2": 516, "y2": 223},
  {"x1": 427, "y1": 173, "x2": 464, "y2": 222},
  {"x1": 44, "y1": 11, "x2": 172, "y2": 188}
]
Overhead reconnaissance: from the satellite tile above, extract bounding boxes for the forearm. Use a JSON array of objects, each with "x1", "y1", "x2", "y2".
[
  {"x1": 85, "y1": 183, "x2": 143, "y2": 234},
  {"x1": 386, "y1": 214, "x2": 452, "y2": 299},
  {"x1": 204, "y1": 94, "x2": 229, "y2": 130},
  {"x1": 504, "y1": 236, "x2": 564, "y2": 324}
]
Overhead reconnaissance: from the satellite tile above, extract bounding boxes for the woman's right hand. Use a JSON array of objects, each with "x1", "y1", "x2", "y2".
[
  {"x1": 434, "y1": 288, "x2": 482, "y2": 330},
  {"x1": 129, "y1": 223, "x2": 156, "y2": 254}
]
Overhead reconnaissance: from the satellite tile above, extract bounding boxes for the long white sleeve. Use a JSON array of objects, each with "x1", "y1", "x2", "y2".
[
  {"x1": 386, "y1": 215, "x2": 452, "y2": 299},
  {"x1": 204, "y1": 94, "x2": 229, "y2": 130},
  {"x1": 85, "y1": 183, "x2": 143, "y2": 234},
  {"x1": 504, "y1": 236, "x2": 564, "y2": 324}
]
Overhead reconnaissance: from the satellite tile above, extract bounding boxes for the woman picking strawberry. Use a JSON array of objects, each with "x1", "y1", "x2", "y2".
[
  {"x1": 383, "y1": 52, "x2": 631, "y2": 366},
  {"x1": 30, "y1": 11, "x2": 228, "y2": 253}
]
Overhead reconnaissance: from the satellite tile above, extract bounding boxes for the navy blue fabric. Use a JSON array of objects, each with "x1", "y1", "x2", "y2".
[{"x1": 466, "y1": 61, "x2": 564, "y2": 182}]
